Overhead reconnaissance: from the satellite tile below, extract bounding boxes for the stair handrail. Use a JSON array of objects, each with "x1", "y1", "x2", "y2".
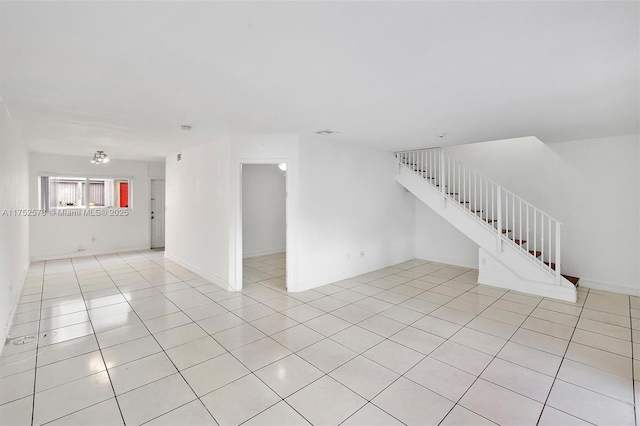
[{"x1": 395, "y1": 148, "x2": 563, "y2": 284}]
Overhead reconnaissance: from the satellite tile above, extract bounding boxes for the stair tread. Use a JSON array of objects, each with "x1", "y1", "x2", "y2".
[
  {"x1": 562, "y1": 275, "x2": 580, "y2": 287},
  {"x1": 501, "y1": 229, "x2": 512, "y2": 234},
  {"x1": 512, "y1": 239, "x2": 526, "y2": 245},
  {"x1": 529, "y1": 250, "x2": 542, "y2": 257}
]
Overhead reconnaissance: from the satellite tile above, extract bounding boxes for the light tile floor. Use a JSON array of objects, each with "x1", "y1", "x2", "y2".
[{"x1": 1, "y1": 251, "x2": 638, "y2": 425}]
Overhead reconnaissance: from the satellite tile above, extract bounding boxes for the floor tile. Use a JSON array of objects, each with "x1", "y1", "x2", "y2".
[
  {"x1": 497, "y1": 341, "x2": 562, "y2": 377},
  {"x1": 303, "y1": 314, "x2": 351, "y2": 337},
  {"x1": 450, "y1": 327, "x2": 507, "y2": 356},
  {"x1": 480, "y1": 357, "x2": 554, "y2": 403},
  {"x1": 565, "y1": 341, "x2": 632, "y2": 378},
  {"x1": 101, "y1": 335, "x2": 162, "y2": 369},
  {"x1": 363, "y1": 340, "x2": 424, "y2": 375},
  {"x1": 330, "y1": 355, "x2": 400, "y2": 400},
  {"x1": 243, "y1": 401, "x2": 311, "y2": 426},
  {"x1": 271, "y1": 325, "x2": 324, "y2": 352},
  {"x1": 96, "y1": 323, "x2": 150, "y2": 349},
  {"x1": 36, "y1": 350, "x2": 105, "y2": 392},
  {"x1": 341, "y1": 403, "x2": 403, "y2": 426},
  {"x1": 200, "y1": 374, "x2": 280, "y2": 426},
  {"x1": 510, "y1": 328, "x2": 569, "y2": 357},
  {"x1": 117, "y1": 373, "x2": 197, "y2": 425},
  {"x1": 165, "y1": 336, "x2": 226, "y2": 370},
  {"x1": 0, "y1": 369, "x2": 35, "y2": 405},
  {"x1": 255, "y1": 354, "x2": 323, "y2": 398},
  {"x1": 405, "y1": 356, "x2": 475, "y2": 402},
  {"x1": 298, "y1": 338, "x2": 357, "y2": 373},
  {"x1": 153, "y1": 322, "x2": 208, "y2": 350},
  {"x1": 231, "y1": 337, "x2": 291, "y2": 371},
  {"x1": 388, "y1": 326, "x2": 444, "y2": 355},
  {"x1": 0, "y1": 395, "x2": 33, "y2": 426},
  {"x1": 330, "y1": 325, "x2": 385, "y2": 354},
  {"x1": 460, "y1": 378, "x2": 543, "y2": 426},
  {"x1": 46, "y1": 398, "x2": 124, "y2": 426},
  {"x1": 441, "y1": 405, "x2": 497, "y2": 425},
  {"x1": 430, "y1": 340, "x2": 493, "y2": 376},
  {"x1": 547, "y1": 379, "x2": 635, "y2": 425},
  {"x1": 197, "y1": 312, "x2": 246, "y2": 335},
  {"x1": 537, "y1": 406, "x2": 592, "y2": 426},
  {"x1": 286, "y1": 376, "x2": 366, "y2": 426},
  {"x1": 282, "y1": 304, "x2": 325, "y2": 323},
  {"x1": 372, "y1": 377, "x2": 454, "y2": 426},
  {"x1": 379, "y1": 305, "x2": 424, "y2": 325},
  {"x1": 181, "y1": 353, "x2": 250, "y2": 397},
  {"x1": 466, "y1": 315, "x2": 518, "y2": 340},
  {"x1": 143, "y1": 311, "x2": 193, "y2": 334},
  {"x1": 412, "y1": 315, "x2": 462, "y2": 338},
  {"x1": 145, "y1": 400, "x2": 217, "y2": 426},
  {"x1": 212, "y1": 324, "x2": 265, "y2": 351},
  {"x1": 108, "y1": 352, "x2": 177, "y2": 395},
  {"x1": 36, "y1": 334, "x2": 99, "y2": 367},
  {"x1": 557, "y1": 358, "x2": 634, "y2": 404},
  {"x1": 250, "y1": 313, "x2": 298, "y2": 335},
  {"x1": 33, "y1": 371, "x2": 114, "y2": 425}
]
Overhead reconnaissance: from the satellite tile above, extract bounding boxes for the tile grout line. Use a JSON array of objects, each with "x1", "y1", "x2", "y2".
[
  {"x1": 631, "y1": 295, "x2": 637, "y2": 426},
  {"x1": 434, "y1": 289, "x2": 549, "y2": 426},
  {"x1": 72, "y1": 257, "x2": 127, "y2": 426},
  {"x1": 534, "y1": 288, "x2": 590, "y2": 426},
  {"x1": 30, "y1": 264, "x2": 45, "y2": 426}
]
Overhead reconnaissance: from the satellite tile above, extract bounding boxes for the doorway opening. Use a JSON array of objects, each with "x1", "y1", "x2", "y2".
[
  {"x1": 241, "y1": 163, "x2": 287, "y2": 292},
  {"x1": 150, "y1": 179, "x2": 165, "y2": 249}
]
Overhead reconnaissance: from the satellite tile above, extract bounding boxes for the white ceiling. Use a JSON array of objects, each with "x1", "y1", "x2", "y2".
[{"x1": 1, "y1": 1, "x2": 638, "y2": 161}]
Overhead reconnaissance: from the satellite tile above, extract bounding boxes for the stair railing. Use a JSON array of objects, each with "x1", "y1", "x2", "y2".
[{"x1": 396, "y1": 148, "x2": 562, "y2": 284}]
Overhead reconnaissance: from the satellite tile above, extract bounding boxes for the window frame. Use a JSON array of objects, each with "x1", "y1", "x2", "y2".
[{"x1": 38, "y1": 173, "x2": 133, "y2": 211}]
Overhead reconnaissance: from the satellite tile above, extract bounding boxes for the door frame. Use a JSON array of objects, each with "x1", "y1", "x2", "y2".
[
  {"x1": 150, "y1": 179, "x2": 166, "y2": 249},
  {"x1": 234, "y1": 159, "x2": 295, "y2": 292}
]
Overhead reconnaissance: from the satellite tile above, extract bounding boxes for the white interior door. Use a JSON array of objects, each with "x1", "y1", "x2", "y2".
[{"x1": 151, "y1": 180, "x2": 165, "y2": 248}]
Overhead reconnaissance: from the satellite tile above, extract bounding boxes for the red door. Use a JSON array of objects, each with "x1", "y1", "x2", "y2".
[{"x1": 119, "y1": 182, "x2": 129, "y2": 208}]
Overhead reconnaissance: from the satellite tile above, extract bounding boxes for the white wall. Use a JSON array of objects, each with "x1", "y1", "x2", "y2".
[
  {"x1": 296, "y1": 136, "x2": 416, "y2": 290},
  {"x1": 229, "y1": 134, "x2": 299, "y2": 290},
  {"x1": 29, "y1": 153, "x2": 164, "y2": 259},
  {"x1": 166, "y1": 134, "x2": 415, "y2": 293},
  {"x1": 416, "y1": 134, "x2": 640, "y2": 294},
  {"x1": 165, "y1": 137, "x2": 231, "y2": 289},
  {"x1": 415, "y1": 202, "x2": 478, "y2": 268},
  {"x1": 242, "y1": 164, "x2": 286, "y2": 258},
  {"x1": 0, "y1": 101, "x2": 30, "y2": 347}
]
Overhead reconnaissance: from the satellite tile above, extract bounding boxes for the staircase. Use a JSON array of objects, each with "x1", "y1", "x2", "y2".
[{"x1": 396, "y1": 148, "x2": 578, "y2": 303}]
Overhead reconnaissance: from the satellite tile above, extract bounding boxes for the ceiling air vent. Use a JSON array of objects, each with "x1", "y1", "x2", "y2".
[
  {"x1": 177, "y1": 153, "x2": 182, "y2": 161},
  {"x1": 313, "y1": 129, "x2": 341, "y2": 135}
]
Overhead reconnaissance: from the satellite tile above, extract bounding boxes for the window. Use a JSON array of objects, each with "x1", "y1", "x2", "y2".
[{"x1": 39, "y1": 176, "x2": 131, "y2": 210}]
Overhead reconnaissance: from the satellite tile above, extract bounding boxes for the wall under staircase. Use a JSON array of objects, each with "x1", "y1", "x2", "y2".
[{"x1": 396, "y1": 148, "x2": 577, "y2": 303}]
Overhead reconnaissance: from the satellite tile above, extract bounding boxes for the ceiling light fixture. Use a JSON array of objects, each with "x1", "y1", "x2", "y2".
[
  {"x1": 181, "y1": 125, "x2": 192, "y2": 131},
  {"x1": 91, "y1": 150, "x2": 109, "y2": 164},
  {"x1": 313, "y1": 129, "x2": 340, "y2": 135}
]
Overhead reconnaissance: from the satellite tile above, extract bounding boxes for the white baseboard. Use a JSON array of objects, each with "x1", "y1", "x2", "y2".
[
  {"x1": 164, "y1": 252, "x2": 230, "y2": 292},
  {"x1": 296, "y1": 253, "x2": 415, "y2": 292},
  {"x1": 2, "y1": 260, "x2": 30, "y2": 350},
  {"x1": 243, "y1": 247, "x2": 286, "y2": 259},
  {"x1": 414, "y1": 252, "x2": 479, "y2": 270},
  {"x1": 578, "y1": 278, "x2": 640, "y2": 297},
  {"x1": 30, "y1": 245, "x2": 150, "y2": 261}
]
